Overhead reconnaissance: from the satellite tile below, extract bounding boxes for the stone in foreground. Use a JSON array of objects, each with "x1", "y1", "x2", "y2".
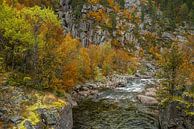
[{"x1": 0, "y1": 86, "x2": 73, "y2": 129}]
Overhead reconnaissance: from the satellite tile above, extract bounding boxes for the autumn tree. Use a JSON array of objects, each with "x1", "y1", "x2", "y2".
[
  {"x1": 0, "y1": 2, "x2": 63, "y2": 89},
  {"x1": 0, "y1": 3, "x2": 34, "y2": 70},
  {"x1": 158, "y1": 43, "x2": 194, "y2": 116},
  {"x1": 53, "y1": 33, "x2": 81, "y2": 90}
]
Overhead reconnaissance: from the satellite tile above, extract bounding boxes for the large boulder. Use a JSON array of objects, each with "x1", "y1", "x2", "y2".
[
  {"x1": 0, "y1": 85, "x2": 73, "y2": 129},
  {"x1": 137, "y1": 95, "x2": 158, "y2": 105}
]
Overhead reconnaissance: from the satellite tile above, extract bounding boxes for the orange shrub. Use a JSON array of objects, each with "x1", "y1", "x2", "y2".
[
  {"x1": 114, "y1": 49, "x2": 138, "y2": 73},
  {"x1": 78, "y1": 48, "x2": 92, "y2": 80},
  {"x1": 87, "y1": 9, "x2": 112, "y2": 27},
  {"x1": 87, "y1": 45, "x2": 101, "y2": 78},
  {"x1": 53, "y1": 34, "x2": 81, "y2": 90}
]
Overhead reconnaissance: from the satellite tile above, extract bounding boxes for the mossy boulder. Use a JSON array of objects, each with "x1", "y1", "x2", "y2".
[{"x1": 0, "y1": 85, "x2": 73, "y2": 129}]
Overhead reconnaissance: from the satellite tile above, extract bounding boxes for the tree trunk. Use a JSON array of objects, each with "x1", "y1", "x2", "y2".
[{"x1": 33, "y1": 24, "x2": 39, "y2": 72}]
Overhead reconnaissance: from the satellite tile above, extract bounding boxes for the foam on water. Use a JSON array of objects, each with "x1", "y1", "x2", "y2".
[
  {"x1": 97, "y1": 78, "x2": 157, "y2": 101},
  {"x1": 116, "y1": 78, "x2": 156, "y2": 92}
]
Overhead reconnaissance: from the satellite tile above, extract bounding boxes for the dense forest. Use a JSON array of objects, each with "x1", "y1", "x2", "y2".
[
  {"x1": 156, "y1": 0, "x2": 194, "y2": 23},
  {"x1": 0, "y1": 0, "x2": 193, "y2": 129}
]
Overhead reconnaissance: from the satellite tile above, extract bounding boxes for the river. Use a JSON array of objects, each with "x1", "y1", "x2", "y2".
[{"x1": 73, "y1": 78, "x2": 159, "y2": 129}]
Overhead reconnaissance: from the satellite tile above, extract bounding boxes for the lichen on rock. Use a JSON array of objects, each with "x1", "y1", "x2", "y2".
[
  {"x1": 18, "y1": 92, "x2": 67, "y2": 128},
  {"x1": 0, "y1": 85, "x2": 72, "y2": 129}
]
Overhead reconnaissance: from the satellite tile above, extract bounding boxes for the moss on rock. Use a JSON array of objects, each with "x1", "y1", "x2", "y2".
[
  {"x1": 17, "y1": 92, "x2": 66, "y2": 128},
  {"x1": 0, "y1": 84, "x2": 67, "y2": 129}
]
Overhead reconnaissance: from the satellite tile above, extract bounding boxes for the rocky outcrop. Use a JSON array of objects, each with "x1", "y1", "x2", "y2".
[
  {"x1": 59, "y1": 1, "x2": 108, "y2": 46},
  {"x1": 0, "y1": 85, "x2": 73, "y2": 129},
  {"x1": 58, "y1": 0, "x2": 140, "y2": 46},
  {"x1": 159, "y1": 102, "x2": 194, "y2": 129},
  {"x1": 55, "y1": 103, "x2": 73, "y2": 129}
]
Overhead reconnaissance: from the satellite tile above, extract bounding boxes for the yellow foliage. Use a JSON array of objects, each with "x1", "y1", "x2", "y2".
[
  {"x1": 178, "y1": 48, "x2": 194, "y2": 85},
  {"x1": 87, "y1": 0, "x2": 100, "y2": 4},
  {"x1": 100, "y1": 43, "x2": 115, "y2": 75},
  {"x1": 79, "y1": 48, "x2": 91, "y2": 79},
  {"x1": 88, "y1": 42, "x2": 137, "y2": 76},
  {"x1": 51, "y1": 33, "x2": 81, "y2": 90},
  {"x1": 88, "y1": 44, "x2": 101, "y2": 72},
  {"x1": 87, "y1": 9, "x2": 112, "y2": 27},
  {"x1": 122, "y1": 9, "x2": 132, "y2": 20},
  {"x1": 4, "y1": 0, "x2": 57, "y2": 8},
  {"x1": 107, "y1": 0, "x2": 120, "y2": 13},
  {"x1": 148, "y1": 46, "x2": 162, "y2": 60},
  {"x1": 62, "y1": 60, "x2": 79, "y2": 89},
  {"x1": 114, "y1": 49, "x2": 138, "y2": 73},
  {"x1": 57, "y1": 33, "x2": 80, "y2": 59}
]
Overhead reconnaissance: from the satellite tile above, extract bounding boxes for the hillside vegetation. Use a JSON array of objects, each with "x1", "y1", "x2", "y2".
[{"x1": 0, "y1": 0, "x2": 137, "y2": 92}]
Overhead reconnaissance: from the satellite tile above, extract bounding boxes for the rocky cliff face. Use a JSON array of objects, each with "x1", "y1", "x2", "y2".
[
  {"x1": 58, "y1": 0, "x2": 142, "y2": 47},
  {"x1": 58, "y1": 0, "x2": 191, "y2": 47}
]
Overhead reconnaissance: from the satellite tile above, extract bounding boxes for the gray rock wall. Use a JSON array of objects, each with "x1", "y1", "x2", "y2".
[
  {"x1": 55, "y1": 103, "x2": 73, "y2": 129},
  {"x1": 58, "y1": 0, "x2": 140, "y2": 47}
]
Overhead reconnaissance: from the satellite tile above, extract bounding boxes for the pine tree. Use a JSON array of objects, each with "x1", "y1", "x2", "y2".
[
  {"x1": 158, "y1": 43, "x2": 194, "y2": 116},
  {"x1": 179, "y1": 3, "x2": 189, "y2": 21}
]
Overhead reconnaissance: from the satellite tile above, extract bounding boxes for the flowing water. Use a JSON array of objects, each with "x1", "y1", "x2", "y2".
[{"x1": 73, "y1": 78, "x2": 159, "y2": 129}]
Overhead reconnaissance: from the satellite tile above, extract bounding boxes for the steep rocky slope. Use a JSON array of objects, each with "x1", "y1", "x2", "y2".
[
  {"x1": 58, "y1": 0, "x2": 193, "y2": 48},
  {"x1": 58, "y1": 0, "x2": 141, "y2": 46}
]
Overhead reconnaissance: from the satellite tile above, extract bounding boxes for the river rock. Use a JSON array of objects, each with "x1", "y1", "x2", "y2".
[
  {"x1": 162, "y1": 32, "x2": 175, "y2": 40},
  {"x1": 135, "y1": 73, "x2": 151, "y2": 79},
  {"x1": 24, "y1": 120, "x2": 35, "y2": 129},
  {"x1": 10, "y1": 116, "x2": 24, "y2": 124},
  {"x1": 81, "y1": 86, "x2": 89, "y2": 91},
  {"x1": 71, "y1": 100, "x2": 78, "y2": 107},
  {"x1": 145, "y1": 88, "x2": 157, "y2": 97},
  {"x1": 87, "y1": 83, "x2": 98, "y2": 89},
  {"x1": 137, "y1": 95, "x2": 158, "y2": 105},
  {"x1": 79, "y1": 91, "x2": 91, "y2": 97},
  {"x1": 90, "y1": 90, "x2": 98, "y2": 95},
  {"x1": 176, "y1": 35, "x2": 188, "y2": 43}
]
